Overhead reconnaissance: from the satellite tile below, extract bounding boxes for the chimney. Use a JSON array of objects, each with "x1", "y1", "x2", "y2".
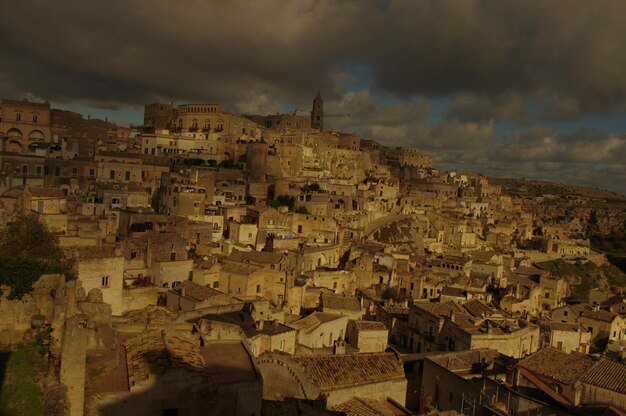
[
  {"x1": 333, "y1": 338, "x2": 346, "y2": 355},
  {"x1": 256, "y1": 320, "x2": 264, "y2": 330}
]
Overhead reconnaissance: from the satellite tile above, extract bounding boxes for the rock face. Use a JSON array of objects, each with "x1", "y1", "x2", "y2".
[
  {"x1": 0, "y1": 273, "x2": 122, "y2": 416},
  {"x1": 0, "y1": 274, "x2": 66, "y2": 345}
]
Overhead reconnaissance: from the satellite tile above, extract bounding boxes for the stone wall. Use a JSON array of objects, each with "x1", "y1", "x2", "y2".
[
  {"x1": 77, "y1": 256, "x2": 124, "y2": 315},
  {"x1": 0, "y1": 274, "x2": 65, "y2": 345},
  {"x1": 122, "y1": 286, "x2": 159, "y2": 312}
]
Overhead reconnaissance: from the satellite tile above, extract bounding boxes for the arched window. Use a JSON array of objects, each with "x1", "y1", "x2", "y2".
[
  {"x1": 28, "y1": 130, "x2": 45, "y2": 141},
  {"x1": 6, "y1": 128, "x2": 22, "y2": 139}
]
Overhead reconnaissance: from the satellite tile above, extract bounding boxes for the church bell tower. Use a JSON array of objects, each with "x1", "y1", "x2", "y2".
[{"x1": 311, "y1": 91, "x2": 324, "y2": 131}]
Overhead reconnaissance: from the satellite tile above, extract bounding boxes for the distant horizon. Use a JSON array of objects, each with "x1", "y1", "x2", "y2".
[{"x1": 8, "y1": 96, "x2": 620, "y2": 198}]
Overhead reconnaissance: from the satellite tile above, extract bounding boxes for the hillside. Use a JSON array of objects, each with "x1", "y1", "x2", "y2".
[
  {"x1": 536, "y1": 259, "x2": 626, "y2": 302},
  {"x1": 489, "y1": 177, "x2": 626, "y2": 203}
]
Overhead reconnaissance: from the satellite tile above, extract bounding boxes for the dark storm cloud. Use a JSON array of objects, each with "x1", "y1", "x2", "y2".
[
  {"x1": 1, "y1": 0, "x2": 626, "y2": 194},
  {"x1": 2, "y1": 0, "x2": 626, "y2": 117},
  {"x1": 0, "y1": 1, "x2": 374, "y2": 111}
]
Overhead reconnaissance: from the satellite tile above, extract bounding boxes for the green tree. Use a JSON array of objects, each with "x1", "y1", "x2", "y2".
[
  {"x1": 0, "y1": 214, "x2": 74, "y2": 299},
  {"x1": 0, "y1": 213, "x2": 62, "y2": 260},
  {"x1": 268, "y1": 195, "x2": 295, "y2": 210}
]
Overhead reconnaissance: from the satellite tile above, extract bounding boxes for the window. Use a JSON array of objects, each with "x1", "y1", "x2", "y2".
[
  {"x1": 72, "y1": 167, "x2": 78, "y2": 177},
  {"x1": 130, "y1": 251, "x2": 137, "y2": 259},
  {"x1": 170, "y1": 252, "x2": 176, "y2": 261},
  {"x1": 101, "y1": 276, "x2": 110, "y2": 287},
  {"x1": 55, "y1": 167, "x2": 60, "y2": 176},
  {"x1": 15, "y1": 112, "x2": 21, "y2": 121},
  {"x1": 256, "y1": 284, "x2": 261, "y2": 293},
  {"x1": 36, "y1": 166, "x2": 42, "y2": 176},
  {"x1": 125, "y1": 171, "x2": 130, "y2": 181},
  {"x1": 248, "y1": 233, "x2": 253, "y2": 238},
  {"x1": 212, "y1": 281, "x2": 219, "y2": 288},
  {"x1": 32, "y1": 114, "x2": 38, "y2": 123},
  {"x1": 89, "y1": 169, "x2": 95, "y2": 177},
  {"x1": 110, "y1": 170, "x2": 115, "y2": 179}
]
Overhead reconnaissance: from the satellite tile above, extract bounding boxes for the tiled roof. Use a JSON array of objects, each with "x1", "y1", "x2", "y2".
[
  {"x1": 293, "y1": 353, "x2": 405, "y2": 390},
  {"x1": 74, "y1": 245, "x2": 117, "y2": 259},
  {"x1": 333, "y1": 397, "x2": 405, "y2": 416},
  {"x1": 27, "y1": 187, "x2": 65, "y2": 198},
  {"x1": 581, "y1": 358, "x2": 626, "y2": 394},
  {"x1": 413, "y1": 301, "x2": 463, "y2": 317},
  {"x1": 124, "y1": 330, "x2": 208, "y2": 386},
  {"x1": 441, "y1": 286, "x2": 465, "y2": 297},
  {"x1": 581, "y1": 309, "x2": 617, "y2": 323},
  {"x1": 550, "y1": 323, "x2": 589, "y2": 332},
  {"x1": 177, "y1": 280, "x2": 222, "y2": 302},
  {"x1": 290, "y1": 312, "x2": 345, "y2": 334},
  {"x1": 351, "y1": 320, "x2": 388, "y2": 331},
  {"x1": 468, "y1": 250, "x2": 497, "y2": 264},
  {"x1": 378, "y1": 305, "x2": 409, "y2": 317},
  {"x1": 227, "y1": 250, "x2": 285, "y2": 265},
  {"x1": 462, "y1": 299, "x2": 496, "y2": 317},
  {"x1": 429, "y1": 348, "x2": 502, "y2": 371},
  {"x1": 321, "y1": 293, "x2": 361, "y2": 312},
  {"x1": 517, "y1": 348, "x2": 595, "y2": 385}
]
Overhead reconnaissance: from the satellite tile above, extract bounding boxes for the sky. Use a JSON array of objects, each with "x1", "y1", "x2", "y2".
[{"x1": 1, "y1": 0, "x2": 626, "y2": 195}]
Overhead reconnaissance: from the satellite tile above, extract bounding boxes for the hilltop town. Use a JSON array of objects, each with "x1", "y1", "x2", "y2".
[{"x1": 1, "y1": 94, "x2": 626, "y2": 416}]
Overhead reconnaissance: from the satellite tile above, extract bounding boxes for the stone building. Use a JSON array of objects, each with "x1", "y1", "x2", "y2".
[
  {"x1": 345, "y1": 320, "x2": 388, "y2": 353},
  {"x1": 548, "y1": 323, "x2": 592, "y2": 354},
  {"x1": 257, "y1": 352, "x2": 407, "y2": 408},
  {"x1": 289, "y1": 312, "x2": 348, "y2": 349},
  {"x1": 0, "y1": 99, "x2": 51, "y2": 154},
  {"x1": 88, "y1": 331, "x2": 263, "y2": 416},
  {"x1": 319, "y1": 293, "x2": 363, "y2": 320},
  {"x1": 166, "y1": 280, "x2": 234, "y2": 312},
  {"x1": 195, "y1": 310, "x2": 297, "y2": 356},
  {"x1": 420, "y1": 349, "x2": 509, "y2": 413},
  {"x1": 73, "y1": 246, "x2": 125, "y2": 315},
  {"x1": 515, "y1": 348, "x2": 626, "y2": 412},
  {"x1": 408, "y1": 299, "x2": 540, "y2": 358}
]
